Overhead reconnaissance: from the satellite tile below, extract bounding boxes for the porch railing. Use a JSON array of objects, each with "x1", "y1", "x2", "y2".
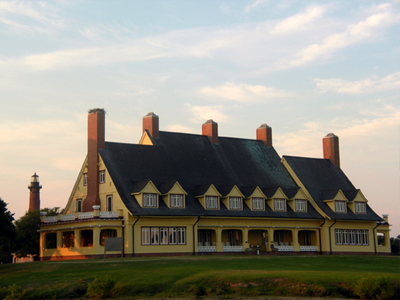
[
  {"x1": 78, "y1": 212, "x2": 94, "y2": 219},
  {"x1": 43, "y1": 216, "x2": 57, "y2": 223},
  {"x1": 198, "y1": 245, "x2": 217, "y2": 252},
  {"x1": 60, "y1": 214, "x2": 75, "y2": 221},
  {"x1": 276, "y1": 245, "x2": 294, "y2": 252},
  {"x1": 300, "y1": 245, "x2": 318, "y2": 252},
  {"x1": 223, "y1": 245, "x2": 243, "y2": 252},
  {"x1": 100, "y1": 211, "x2": 119, "y2": 218}
]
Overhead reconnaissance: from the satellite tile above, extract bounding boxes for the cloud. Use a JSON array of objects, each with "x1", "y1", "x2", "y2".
[
  {"x1": 200, "y1": 82, "x2": 291, "y2": 103},
  {"x1": 244, "y1": 0, "x2": 269, "y2": 13},
  {"x1": 187, "y1": 105, "x2": 230, "y2": 124},
  {"x1": 314, "y1": 72, "x2": 400, "y2": 94},
  {"x1": 283, "y1": 4, "x2": 400, "y2": 67},
  {"x1": 271, "y1": 5, "x2": 326, "y2": 34},
  {"x1": 0, "y1": 1, "x2": 65, "y2": 33}
]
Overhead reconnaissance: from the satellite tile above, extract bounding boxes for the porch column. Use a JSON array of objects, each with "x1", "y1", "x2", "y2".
[
  {"x1": 293, "y1": 228, "x2": 300, "y2": 252},
  {"x1": 74, "y1": 229, "x2": 79, "y2": 248},
  {"x1": 93, "y1": 226, "x2": 101, "y2": 254},
  {"x1": 57, "y1": 231, "x2": 63, "y2": 248},
  {"x1": 216, "y1": 227, "x2": 223, "y2": 252},
  {"x1": 39, "y1": 232, "x2": 45, "y2": 257},
  {"x1": 243, "y1": 228, "x2": 249, "y2": 249},
  {"x1": 270, "y1": 228, "x2": 276, "y2": 250},
  {"x1": 266, "y1": 228, "x2": 273, "y2": 251}
]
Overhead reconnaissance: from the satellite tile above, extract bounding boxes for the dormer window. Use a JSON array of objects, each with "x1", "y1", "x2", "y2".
[
  {"x1": 143, "y1": 193, "x2": 157, "y2": 207},
  {"x1": 206, "y1": 196, "x2": 219, "y2": 209},
  {"x1": 274, "y1": 198, "x2": 285, "y2": 211},
  {"x1": 355, "y1": 202, "x2": 366, "y2": 213},
  {"x1": 229, "y1": 197, "x2": 242, "y2": 210},
  {"x1": 335, "y1": 200, "x2": 346, "y2": 213},
  {"x1": 252, "y1": 197, "x2": 264, "y2": 210},
  {"x1": 170, "y1": 194, "x2": 184, "y2": 208},
  {"x1": 295, "y1": 199, "x2": 307, "y2": 212}
]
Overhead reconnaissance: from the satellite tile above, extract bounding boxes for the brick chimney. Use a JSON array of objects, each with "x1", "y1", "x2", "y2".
[
  {"x1": 83, "y1": 108, "x2": 105, "y2": 212},
  {"x1": 323, "y1": 133, "x2": 340, "y2": 167},
  {"x1": 202, "y1": 119, "x2": 218, "y2": 144},
  {"x1": 28, "y1": 173, "x2": 41, "y2": 211},
  {"x1": 256, "y1": 124, "x2": 272, "y2": 147},
  {"x1": 143, "y1": 112, "x2": 159, "y2": 138}
]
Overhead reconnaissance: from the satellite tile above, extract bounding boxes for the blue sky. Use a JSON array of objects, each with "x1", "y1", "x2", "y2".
[{"x1": 0, "y1": 0, "x2": 399, "y2": 236}]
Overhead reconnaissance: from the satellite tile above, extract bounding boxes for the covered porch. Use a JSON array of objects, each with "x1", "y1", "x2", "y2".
[{"x1": 197, "y1": 226, "x2": 320, "y2": 254}]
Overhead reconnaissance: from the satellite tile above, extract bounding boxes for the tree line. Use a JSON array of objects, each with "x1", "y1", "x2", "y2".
[{"x1": 0, "y1": 198, "x2": 62, "y2": 264}]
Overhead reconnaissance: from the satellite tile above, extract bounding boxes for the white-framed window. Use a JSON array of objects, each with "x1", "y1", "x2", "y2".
[
  {"x1": 335, "y1": 229, "x2": 369, "y2": 245},
  {"x1": 76, "y1": 199, "x2": 82, "y2": 212},
  {"x1": 160, "y1": 227, "x2": 169, "y2": 244},
  {"x1": 143, "y1": 193, "x2": 157, "y2": 207},
  {"x1": 106, "y1": 195, "x2": 112, "y2": 212},
  {"x1": 142, "y1": 227, "x2": 186, "y2": 245},
  {"x1": 178, "y1": 228, "x2": 186, "y2": 244},
  {"x1": 229, "y1": 197, "x2": 242, "y2": 210},
  {"x1": 335, "y1": 200, "x2": 346, "y2": 213},
  {"x1": 274, "y1": 198, "x2": 286, "y2": 211},
  {"x1": 252, "y1": 197, "x2": 264, "y2": 210},
  {"x1": 295, "y1": 199, "x2": 307, "y2": 212},
  {"x1": 170, "y1": 194, "x2": 184, "y2": 208},
  {"x1": 141, "y1": 227, "x2": 150, "y2": 245},
  {"x1": 169, "y1": 228, "x2": 177, "y2": 244},
  {"x1": 83, "y1": 173, "x2": 88, "y2": 186},
  {"x1": 206, "y1": 196, "x2": 219, "y2": 209},
  {"x1": 99, "y1": 170, "x2": 105, "y2": 184},
  {"x1": 355, "y1": 202, "x2": 366, "y2": 213},
  {"x1": 151, "y1": 227, "x2": 159, "y2": 245}
]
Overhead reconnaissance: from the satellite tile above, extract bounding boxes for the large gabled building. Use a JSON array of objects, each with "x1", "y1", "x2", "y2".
[{"x1": 39, "y1": 109, "x2": 391, "y2": 260}]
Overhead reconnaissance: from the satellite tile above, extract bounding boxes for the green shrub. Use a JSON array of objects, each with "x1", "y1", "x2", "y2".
[
  {"x1": 6, "y1": 284, "x2": 24, "y2": 300},
  {"x1": 86, "y1": 276, "x2": 116, "y2": 299},
  {"x1": 0, "y1": 287, "x2": 8, "y2": 299},
  {"x1": 354, "y1": 276, "x2": 396, "y2": 300}
]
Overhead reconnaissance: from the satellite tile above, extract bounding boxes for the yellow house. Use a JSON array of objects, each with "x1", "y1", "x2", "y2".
[{"x1": 39, "y1": 109, "x2": 391, "y2": 260}]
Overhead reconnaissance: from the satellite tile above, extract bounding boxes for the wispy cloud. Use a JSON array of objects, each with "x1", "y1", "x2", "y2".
[
  {"x1": 314, "y1": 72, "x2": 400, "y2": 94},
  {"x1": 283, "y1": 4, "x2": 400, "y2": 67},
  {"x1": 0, "y1": 1, "x2": 65, "y2": 33},
  {"x1": 271, "y1": 5, "x2": 326, "y2": 35},
  {"x1": 200, "y1": 82, "x2": 291, "y2": 103},
  {"x1": 244, "y1": 0, "x2": 269, "y2": 13},
  {"x1": 187, "y1": 105, "x2": 229, "y2": 124}
]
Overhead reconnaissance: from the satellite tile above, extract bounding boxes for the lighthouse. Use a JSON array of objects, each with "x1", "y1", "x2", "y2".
[{"x1": 28, "y1": 173, "x2": 42, "y2": 211}]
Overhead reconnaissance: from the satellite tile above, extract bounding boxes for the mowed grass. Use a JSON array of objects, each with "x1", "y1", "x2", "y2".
[{"x1": 0, "y1": 255, "x2": 399, "y2": 299}]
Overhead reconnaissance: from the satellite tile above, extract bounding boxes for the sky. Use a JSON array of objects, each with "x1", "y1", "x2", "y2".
[{"x1": 0, "y1": 0, "x2": 399, "y2": 236}]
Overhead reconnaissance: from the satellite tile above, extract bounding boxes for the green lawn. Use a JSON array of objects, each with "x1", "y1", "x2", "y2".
[{"x1": 0, "y1": 255, "x2": 399, "y2": 299}]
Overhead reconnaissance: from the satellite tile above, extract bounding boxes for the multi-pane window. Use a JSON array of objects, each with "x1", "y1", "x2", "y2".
[
  {"x1": 62, "y1": 231, "x2": 75, "y2": 248},
  {"x1": 355, "y1": 202, "x2": 366, "y2": 213},
  {"x1": 206, "y1": 196, "x2": 219, "y2": 209},
  {"x1": 143, "y1": 193, "x2": 157, "y2": 207},
  {"x1": 335, "y1": 200, "x2": 346, "y2": 212},
  {"x1": 295, "y1": 199, "x2": 307, "y2": 212},
  {"x1": 229, "y1": 197, "x2": 242, "y2": 210},
  {"x1": 335, "y1": 229, "x2": 369, "y2": 245},
  {"x1": 228, "y1": 230, "x2": 242, "y2": 246},
  {"x1": 274, "y1": 198, "x2": 286, "y2": 211},
  {"x1": 76, "y1": 199, "x2": 82, "y2": 212},
  {"x1": 141, "y1": 227, "x2": 186, "y2": 245},
  {"x1": 99, "y1": 170, "x2": 105, "y2": 183},
  {"x1": 106, "y1": 195, "x2": 112, "y2": 211},
  {"x1": 170, "y1": 194, "x2": 184, "y2": 208},
  {"x1": 100, "y1": 229, "x2": 117, "y2": 246},
  {"x1": 83, "y1": 173, "x2": 88, "y2": 186},
  {"x1": 160, "y1": 227, "x2": 169, "y2": 244},
  {"x1": 252, "y1": 197, "x2": 264, "y2": 210},
  {"x1": 45, "y1": 233, "x2": 57, "y2": 249}
]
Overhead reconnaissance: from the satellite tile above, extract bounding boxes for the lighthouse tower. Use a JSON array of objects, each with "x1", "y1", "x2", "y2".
[{"x1": 28, "y1": 173, "x2": 42, "y2": 211}]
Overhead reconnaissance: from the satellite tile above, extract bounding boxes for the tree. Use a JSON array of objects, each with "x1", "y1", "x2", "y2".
[
  {"x1": 41, "y1": 207, "x2": 64, "y2": 216},
  {"x1": 0, "y1": 198, "x2": 16, "y2": 263},
  {"x1": 14, "y1": 210, "x2": 41, "y2": 256}
]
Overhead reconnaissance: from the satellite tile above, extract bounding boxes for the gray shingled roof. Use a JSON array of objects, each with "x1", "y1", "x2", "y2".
[
  {"x1": 98, "y1": 131, "x2": 322, "y2": 219},
  {"x1": 283, "y1": 155, "x2": 382, "y2": 221}
]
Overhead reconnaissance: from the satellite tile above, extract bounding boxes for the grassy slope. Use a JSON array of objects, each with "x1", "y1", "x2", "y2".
[{"x1": 0, "y1": 255, "x2": 399, "y2": 299}]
